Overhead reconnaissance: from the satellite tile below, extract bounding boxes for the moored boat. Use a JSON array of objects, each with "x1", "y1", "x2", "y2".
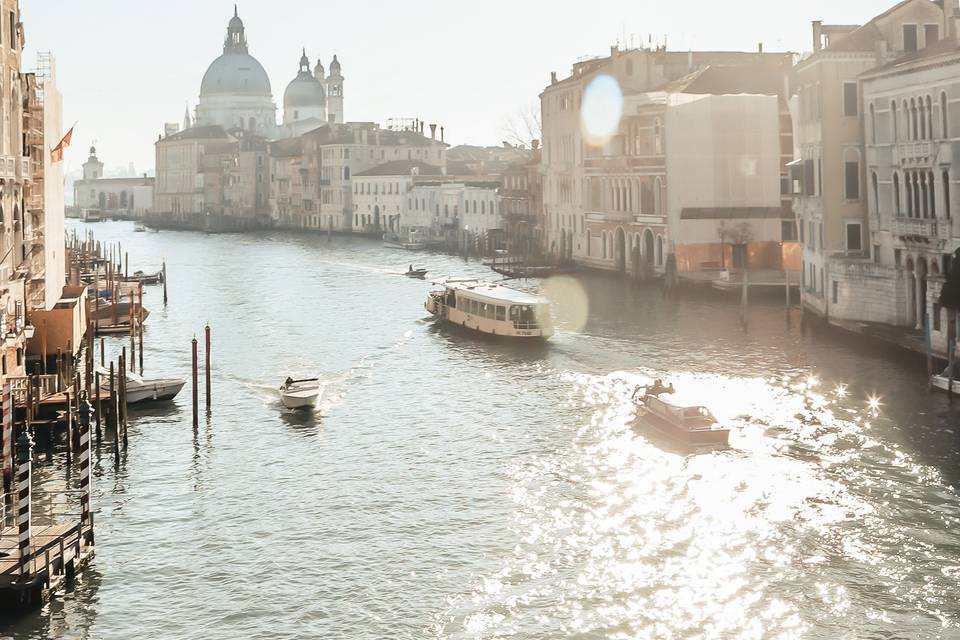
[
  {"x1": 383, "y1": 232, "x2": 426, "y2": 251},
  {"x1": 634, "y1": 392, "x2": 730, "y2": 450},
  {"x1": 280, "y1": 378, "x2": 321, "y2": 410},
  {"x1": 96, "y1": 367, "x2": 185, "y2": 404},
  {"x1": 932, "y1": 365, "x2": 960, "y2": 394},
  {"x1": 425, "y1": 279, "x2": 553, "y2": 339}
]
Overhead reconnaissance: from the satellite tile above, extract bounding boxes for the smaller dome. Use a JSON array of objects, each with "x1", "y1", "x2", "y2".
[{"x1": 284, "y1": 53, "x2": 326, "y2": 110}]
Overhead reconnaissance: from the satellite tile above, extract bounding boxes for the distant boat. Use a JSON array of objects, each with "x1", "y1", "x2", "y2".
[
  {"x1": 81, "y1": 209, "x2": 103, "y2": 223},
  {"x1": 126, "y1": 270, "x2": 164, "y2": 285},
  {"x1": 633, "y1": 392, "x2": 730, "y2": 450},
  {"x1": 280, "y1": 378, "x2": 321, "y2": 410},
  {"x1": 97, "y1": 367, "x2": 185, "y2": 404},
  {"x1": 134, "y1": 223, "x2": 146, "y2": 232},
  {"x1": 383, "y1": 232, "x2": 426, "y2": 251},
  {"x1": 425, "y1": 279, "x2": 553, "y2": 340},
  {"x1": 404, "y1": 267, "x2": 428, "y2": 279}
]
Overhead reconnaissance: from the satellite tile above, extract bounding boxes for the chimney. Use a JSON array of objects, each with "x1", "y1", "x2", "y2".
[
  {"x1": 550, "y1": 71, "x2": 558, "y2": 85},
  {"x1": 531, "y1": 139, "x2": 540, "y2": 150},
  {"x1": 440, "y1": 126, "x2": 445, "y2": 143},
  {"x1": 758, "y1": 42, "x2": 763, "y2": 53},
  {"x1": 610, "y1": 44, "x2": 618, "y2": 58},
  {"x1": 419, "y1": 121, "x2": 424, "y2": 135},
  {"x1": 430, "y1": 124, "x2": 437, "y2": 140},
  {"x1": 813, "y1": 20, "x2": 823, "y2": 52}
]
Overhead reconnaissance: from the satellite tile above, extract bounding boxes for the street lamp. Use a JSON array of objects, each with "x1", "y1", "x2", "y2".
[{"x1": 23, "y1": 323, "x2": 34, "y2": 340}]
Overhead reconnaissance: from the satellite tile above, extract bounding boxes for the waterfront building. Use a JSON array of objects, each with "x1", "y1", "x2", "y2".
[
  {"x1": 540, "y1": 44, "x2": 794, "y2": 276},
  {"x1": 72, "y1": 145, "x2": 154, "y2": 218},
  {"x1": 501, "y1": 141, "x2": 543, "y2": 258},
  {"x1": 791, "y1": 0, "x2": 950, "y2": 325},
  {"x1": 352, "y1": 160, "x2": 442, "y2": 234},
  {"x1": 153, "y1": 125, "x2": 269, "y2": 231},
  {"x1": 268, "y1": 123, "x2": 446, "y2": 233},
  {"x1": 404, "y1": 181, "x2": 503, "y2": 251},
  {"x1": 858, "y1": 0, "x2": 960, "y2": 352}
]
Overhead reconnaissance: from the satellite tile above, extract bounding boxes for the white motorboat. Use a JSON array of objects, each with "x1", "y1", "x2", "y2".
[
  {"x1": 96, "y1": 367, "x2": 185, "y2": 404},
  {"x1": 932, "y1": 364, "x2": 960, "y2": 394},
  {"x1": 280, "y1": 378, "x2": 321, "y2": 410}
]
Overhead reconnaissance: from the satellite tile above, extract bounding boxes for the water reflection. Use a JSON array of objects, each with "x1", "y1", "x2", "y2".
[{"x1": 10, "y1": 222, "x2": 958, "y2": 639}]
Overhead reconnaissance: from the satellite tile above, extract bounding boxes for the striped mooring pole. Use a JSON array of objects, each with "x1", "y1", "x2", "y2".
[
  {"x1": 78, "y1": 397, "x2": 92, "y2": 528},
  {"x1": 15, "y1": 431, "x2": 33, "y2": 577}
]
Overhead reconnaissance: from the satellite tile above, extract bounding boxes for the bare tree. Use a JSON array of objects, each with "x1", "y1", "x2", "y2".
[{"x1": 501, "y1": 102, "x2": 542, "y2": 149}]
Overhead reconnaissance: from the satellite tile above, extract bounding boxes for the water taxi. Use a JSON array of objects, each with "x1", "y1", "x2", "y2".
[
  {"x1": 280, "y1": 377, "x2": 322, "y2": 410},
  {"x1": 425, "y1": 279, "x2": 553, "y2": 339},
  {"x1": 634, "y1": 392, "x2": 730, "y2": 450}
]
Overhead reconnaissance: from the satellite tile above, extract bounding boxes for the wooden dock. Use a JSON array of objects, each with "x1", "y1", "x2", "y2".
[{"x1": 0, "y1": 521, "x2": 94, "y2": 608}]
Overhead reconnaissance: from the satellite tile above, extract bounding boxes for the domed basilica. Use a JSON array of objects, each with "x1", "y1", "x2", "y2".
[{"x1": 193, "y1": 6, "x2": 344, "y2": 138}]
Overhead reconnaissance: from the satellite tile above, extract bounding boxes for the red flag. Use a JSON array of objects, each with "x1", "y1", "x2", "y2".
[{"x1": 51, "y1": 125, "x2": 74, "y2": 163}]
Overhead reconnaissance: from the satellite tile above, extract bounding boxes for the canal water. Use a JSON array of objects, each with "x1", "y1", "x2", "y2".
[{"x1": 4, "y1": 221, "x2": 960, "y2": 639}]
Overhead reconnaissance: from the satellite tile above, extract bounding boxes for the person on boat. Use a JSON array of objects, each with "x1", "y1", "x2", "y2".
[
  {"x1": 284, "y1": 377, "x2": 293, "y2": 387},
  {"x1": 409, "y1": 264, "x2": 413, "y2": 273}
]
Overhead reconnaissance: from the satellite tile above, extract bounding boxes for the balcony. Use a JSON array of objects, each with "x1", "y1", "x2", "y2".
[
  {"x1": 896, "y1": 141, "x2": 934, "y2": 166},
  {"x1": 891, "y1": 216, "x2": 951, "y2": 239}
]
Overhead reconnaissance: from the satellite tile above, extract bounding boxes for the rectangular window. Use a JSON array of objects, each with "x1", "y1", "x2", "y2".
[
  {"x1": 804, "y1": 159, "x2": 815, "y2": 195},
  {"x1": 934, "y1": 303, "x2": 942, "y2": 332},
  {"x1": 781, "y1": 220, "x2": 797, "y2": 242},
  {"x1": 845, "y1": 160, "x2": 860, "y2": 200},
  {"x1": 925, "y1": 24, "x2": 939, "y2": 47},
  {"x1": 895, "y1": 248, "x2": 902, "y2": 267},
  {"x1": 799, "y1": 219, "x2": 805, "y2": 243},
  {"x1": 832, "y1": 280, "x2": 838, "y2": 305},
  {"x1": 843, "y1": 82, "x2": 858, "y2": 117},
  {"x1": 495, "y1": 306, "x2": 506, "y2": 322},
  {"x1": 846, "y1": 222, "x2": 863, "y2": 252},
  {"x1": 904, "y1": 24, "x2": 918, "y2": 52},
  {"x1": 7, "y1": 12, "x2": 13, "y2": 49}
]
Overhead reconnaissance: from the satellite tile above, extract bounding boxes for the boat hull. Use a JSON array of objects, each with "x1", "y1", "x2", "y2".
[
  {"x1": 932, "y1": 375, "x2": 960, "y2": 394},
  {"x1": 281, "y1": 391, "x2": 320, "y2": 410},
  {"x1": 634, "y1": 406, "x2": 730, "y2": 450}
]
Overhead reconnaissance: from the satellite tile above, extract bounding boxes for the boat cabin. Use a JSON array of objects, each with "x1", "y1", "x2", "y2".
[{"x1": 644, "y1": 395, "x2": 718, "y2": 431}]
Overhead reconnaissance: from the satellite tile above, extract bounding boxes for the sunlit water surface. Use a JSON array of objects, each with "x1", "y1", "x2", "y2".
[{"x1": 3, "y1": 221, "x2": 960, "y2": 639}]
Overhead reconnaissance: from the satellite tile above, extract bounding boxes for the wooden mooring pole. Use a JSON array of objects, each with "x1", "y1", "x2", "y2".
[
  {"x1": 138, "y1": 284, "x2": 144, "y2": 374},
  {"x1": 120, "y1": 352, "x2": 128, "y2": 452},
  {"x1": 740, "y1": 269, "x2": 749, "y2": 328},
  {"x1": 15, "y1": 431, "x2": 33, "y2": 578},
  {"x1": 109, "y1": 361, "x2": 119, "y2": 467},
  {"x1": 129, "y1": 291, "x2": 135, "y2": 372},
  {"x1": 191, "y1": 337, "x2": 198, "y2": 428},
  {"x1": 162, "y1": 260, "x2": 168, "y2": 306},
  {"x1": 205, "y1": 325, "x2": 211, "y2": 410},
  {"x1": 925, "y1": 315, "x2": 934, "y2": 388},
  {"x1": 79, "y1": 398, "x2": 91, "y2": 531},
  {"x1": 94, "y1": 370, "x2": 102, "y2": 442}
]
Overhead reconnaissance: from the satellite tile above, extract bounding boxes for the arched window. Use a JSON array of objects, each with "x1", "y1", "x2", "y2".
[
  {"x1": 654, "y1": 119, "x2": 663, "y2": 154},
  {"x1": 481, "y1": 201, "x2": 486, "y2": 215},
  {"x1": 871, "y1": 172, "x2": 879, "y2": 214},
  {"x1": 903, "y1": 100, "x2": 910, "y2": 141},
  {"x1": 942, "y1": 92, "x2": 949, "y2": 139},
  {"x1": 929, "y1": 170, "x2": 936, "y2": 217},
  {"x1": 944, "y1": 169, "x2": 951, "y2": 220},
  {"x1": 910, "y1": 98, "x2": 927, "y2": 140},
  {"x1": 926, "y1": 96, "x2": 933, "y2": 139},
  {"x1": 654, "y1": 177, "x2": 663, "y2": 215},
  {"x1": 602, "y1": 232, "x2": 607, "y2": 259},
  {"x1": 343, "y1": 166, "x2": 350, "y2": 180},
  {"x1": 655, "y1": 234, "x2": 663, "y2": 266},
  {"x1": 891, "y1": 101, "x2": 898, "y2": 141},
  {"x1": 894, "y1": 172, "x2": 901, "y2": 216},
  {"x1": 912, "y1": 98, "x2": 920, "y2": 140},
  {"x1": 870, "y1": 103, "x2": 877, "y2": 144}
]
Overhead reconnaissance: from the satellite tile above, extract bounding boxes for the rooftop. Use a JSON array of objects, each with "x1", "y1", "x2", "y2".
[{"x1": 434, "y1": 280, "x2": 549, "y2": 306}]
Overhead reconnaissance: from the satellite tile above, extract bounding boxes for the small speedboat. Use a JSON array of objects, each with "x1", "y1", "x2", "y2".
[
  {"x1": 280, "y1": 378, "x2": 321, "y2": 410},
  {"x1": 633, "y1": 391, "x2": 729, "y2": 450},
  {"x1": 404, "y1": 267, "x2": 428, "y2": 279},
  {"x1": 134, "y1": 223, "x2": 146, "y2": 232},
  {"x1": 96, "y1": 367, "x2": 185, "y2": 404},
  {"x1": 128, "y1": 270, "x2": 164, "y2": 285}
]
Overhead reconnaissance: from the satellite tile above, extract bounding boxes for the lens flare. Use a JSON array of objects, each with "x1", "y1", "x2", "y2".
[
  {"x1": 580, "y1": 75, "x2": 623, "y2": 147},
  {"x1": 867, "y1": 394, "x2": 882, "y2": 414},
  {"x1": 542, "y1": 275, "x2": 589, "y2": 333},
  {"x1": 835, "y1": 384, "x2": 848, "y2": 398}
]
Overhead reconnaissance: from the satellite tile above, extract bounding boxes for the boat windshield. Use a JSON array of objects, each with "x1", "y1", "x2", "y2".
[
  {"x1": 509, "y1": 304, "x2": 544, "y2": 330},
  {"x1": 682, "y1": 406, "x2": 716, "y2": 426}
]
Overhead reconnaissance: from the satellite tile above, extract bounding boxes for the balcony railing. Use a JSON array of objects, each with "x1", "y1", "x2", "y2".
[
  {"x1": 897, "y1": 141, "x2": 934, "y2": 164},
  {"x1": 892, "y1": 216, "x2": 951, "y2": 238}
]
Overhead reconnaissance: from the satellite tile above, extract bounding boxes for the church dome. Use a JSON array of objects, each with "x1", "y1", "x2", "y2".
[
  {"x1": 283, "y1": 50, "x2": 326, "y2": 110},
  {"x1": 201, "y1": 52, "x2": 272, "y2": 97}
]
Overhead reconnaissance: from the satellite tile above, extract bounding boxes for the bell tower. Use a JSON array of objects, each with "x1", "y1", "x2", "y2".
[
  {"x1": 82, "y1": 145, "x2": 104, "y2": 181},
  {"x1": 326, "y1": 55, "x2": 344, "y2": 124}
]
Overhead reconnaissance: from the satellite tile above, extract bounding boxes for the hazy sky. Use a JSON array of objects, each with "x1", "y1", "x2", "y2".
[{"x1": 23, "y1": 0, "x2": 889, "y2": 174}]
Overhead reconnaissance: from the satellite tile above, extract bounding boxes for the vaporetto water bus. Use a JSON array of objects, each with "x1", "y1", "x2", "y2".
[{"x1": 425, "y1": 279, "x2": 553, "y2": 339}]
